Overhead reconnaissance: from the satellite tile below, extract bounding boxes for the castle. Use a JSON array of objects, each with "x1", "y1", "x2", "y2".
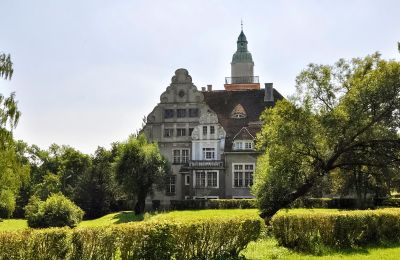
[{"x1": 143, "y1": 28, "x2": 283, "y2": 207}]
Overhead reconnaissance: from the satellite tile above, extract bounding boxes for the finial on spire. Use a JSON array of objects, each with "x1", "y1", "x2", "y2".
[{"x1": 241, "y1": 19, "x2": 243, "y2": 31}]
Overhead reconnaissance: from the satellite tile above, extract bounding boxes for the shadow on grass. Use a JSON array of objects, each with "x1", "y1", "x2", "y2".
[{"x1": 112, "y1": 211, "x2": 144, "y2": 224}]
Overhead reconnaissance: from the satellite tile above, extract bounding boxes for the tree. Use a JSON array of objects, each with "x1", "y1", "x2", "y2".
[
  {"x1": 253, "y1": 53, "x2": 400, "y2": 221},
  {"x1": 0, "y1": 53, "x2": 29, "y2": 218},
  {"x1": 75, "y1": 146, "x2": 122, "y2": 219},
  {"x1": 115, "y1": 134, "x2": 168, "y2": 215}
]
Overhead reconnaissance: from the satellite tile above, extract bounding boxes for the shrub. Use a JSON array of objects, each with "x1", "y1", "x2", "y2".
[
  {"x1": 0, "y1": 189, "x2": 16, "y2": 218},
  {"x1": 208, "y1": 199, "x2": 256, "y2": 209},
  {"x1": 0, "y1": 215, "x2": 262, "y2": 259},
  {"x1": 381, "y1": 198, "x2": 400, "y2": 207},
  {"x1": 271, "y1": 208, "x2": 400, "y2": 253},
  {"x1": 25, "y1": 193, "x2": 84, "y2": 228}
]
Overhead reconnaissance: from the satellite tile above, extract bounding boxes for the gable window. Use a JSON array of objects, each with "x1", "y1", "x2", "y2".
[
  {"x1": 164, "y1": 128, "x2": 173, "y2": 137},
  {"x1": 164, "y1": 109, "x2": 174, "y2": 119},
  {"x1": 166, "y1": 176, "x2": 176, "y2": 195},
  {"x1": 231, "y1": 104, "x2": 247, "y2": 119},
  {"x1": 177, "y1": 109, "x2": 186, "y2": 118},
  {"x1": 233, "y1": 141, "x2": 254, "y2": 150},
  {"x1": 189, "y1": 108, "x2": 199, "y2": 117},
  {"x1": 177, "y1": 128, "x2": 186, "y2": 137},
  {"x1": 172, "y1": 149, "x2": 190, "y2": 164},
  {"x1": 210, "y1": 126, "x2": 215, "y2": 134},
  {"x1": 233, "y1": 163, "x2": 254, "y2": 188},
  {"x1": 194, "y1": 171, "x2": 218, "y2": 188},
  {"x1": 202, "y1": 148, "x2": 215, "y2": 160}
]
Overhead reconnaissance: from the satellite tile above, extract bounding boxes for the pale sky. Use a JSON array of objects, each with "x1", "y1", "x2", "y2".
[{"x1": 1, "y1": 0, "x2": 399, "y2": 154}]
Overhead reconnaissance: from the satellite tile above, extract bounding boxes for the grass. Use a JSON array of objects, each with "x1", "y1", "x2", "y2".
[
  {"x1": 241, "y1": 238, "x2": 400, "y2": 259},
  {"x1": 0, "y1": 219, "x2": 28, "y2": 232}
]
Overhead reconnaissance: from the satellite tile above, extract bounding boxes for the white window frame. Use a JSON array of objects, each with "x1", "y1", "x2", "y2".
[
  {"x1": 172, "y1": 149, "x2": 190, "y2": 164},
  {"x1": 202, "y1": 147, "x2": 215, "y2": 160},
  {"x1": 166, "y1": 175, "x2": 176, "y2": 194},
  {"x1": 232, "y1": 163, "x2": 255, "y2": 188},
  {"x1": 193, "y1": 170, "x2": 219, "y2": 188},
  {"x1": 233, "y1": 140, "x2": 254, "y2": 150}
]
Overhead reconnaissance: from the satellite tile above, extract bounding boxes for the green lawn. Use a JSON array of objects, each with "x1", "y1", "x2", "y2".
[
  {"x1": 2, "y1": 208, "x2": 400, "y2": 259},
  {"x1": 242, "y1": 238, "x2": 400, "y2": 260},
  {"x1": 0, "y1": 219, "x2": 28, "y2": 232}
]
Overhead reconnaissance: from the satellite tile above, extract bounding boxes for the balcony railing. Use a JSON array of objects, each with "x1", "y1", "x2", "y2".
[
  {"x1": 225, "y1": 76, "x2": 259, "y2": 84},
  {"x1": 186, "y1": 160, "x2": 224, "y2": 169}
]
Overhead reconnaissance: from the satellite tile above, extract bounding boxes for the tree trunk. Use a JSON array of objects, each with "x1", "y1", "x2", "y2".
[
  {"x1": 260, "y1": 178, "x2": 316, "y2": 224},
  {"x1": 134, "y1": 192, "x2": 146, "y2": 215}
]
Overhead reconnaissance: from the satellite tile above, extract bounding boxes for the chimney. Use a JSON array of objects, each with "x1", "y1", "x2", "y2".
[
  {"x1": 264, "y1": 83, "x2": 274, "y2": 103},
  {"x1": 207, "y1": 84, "x2": 212, "y2": 91},
  {"x1": 201, "y1": 87, "x2": 206, "y2": 91}
]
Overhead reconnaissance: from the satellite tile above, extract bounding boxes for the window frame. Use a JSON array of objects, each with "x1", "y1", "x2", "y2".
[
  {"x1": 164, "y1": 128, "x2": 174, "y2": 138},
  {"x1": 164, "y1": 109, "x2": 174, "y2": 119},
  {"x1": 166, "y1": 175, "x2": 176, "y2": 195},
  {"x1": 172, "y1": 149, "x2": 190, "y2": 164},
  {"x1": 177, "y1": 109, "x2": 186, "y2": 118},
  {"x1": 193, "y1": 170, "x2": 219, "y2": 188},
  {"x1": 202, "y1": 147, "x2": 215, "y2": 160},
  {"x1": 232, "y1": 163, "x2": 255, "y2": 188},
  {"x1": 176, "y1": 128, "x2": 186, "y2": 137}
]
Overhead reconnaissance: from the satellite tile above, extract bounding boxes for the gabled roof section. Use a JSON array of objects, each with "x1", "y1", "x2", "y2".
[
  {"x1": 203, "y1": 88, "x2": 284, "y2": 151},
  {"x1": 233, "y1": 127, "x2": 254, "y2": 140}
]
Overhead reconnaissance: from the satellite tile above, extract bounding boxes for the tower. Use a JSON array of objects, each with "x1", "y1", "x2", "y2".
[{"x1": 224, "y1": 24, "x2": 260, "y2": 91}]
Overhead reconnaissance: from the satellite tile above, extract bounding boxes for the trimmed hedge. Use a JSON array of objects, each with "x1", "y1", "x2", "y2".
[
  {"x1": 170, "y1": 199, "x2": 257, "y2": 210},
  {"x1": 271, "y1": 208, "x2": 400, "y2": 253},
  {"x1": 0, "y1": 216, "x2": 261, "y2": 259},
  {"x1": 208, "y1": 199, "x2": 256, "y2": 209}
]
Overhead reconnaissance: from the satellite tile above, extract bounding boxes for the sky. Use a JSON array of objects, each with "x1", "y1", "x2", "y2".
[{"x1": 1, "y1": 0, "x2": 399, "y2": 154}]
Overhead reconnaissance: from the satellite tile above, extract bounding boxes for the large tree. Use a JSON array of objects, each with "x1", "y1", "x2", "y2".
[
  {"x1": 253, "y1": 53, "x2": 400, "y2": 221},
  {"x1": 115, "y1": 134, "x2": 168, "y2": 215}
]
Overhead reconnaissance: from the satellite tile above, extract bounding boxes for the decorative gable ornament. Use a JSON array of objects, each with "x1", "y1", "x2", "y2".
[
  {"x1": 199, "y1": 110, "x2": 219, "y2": 124},
  {"x1": 231, "y1": 104, "x2": 247, "y2": 119}
]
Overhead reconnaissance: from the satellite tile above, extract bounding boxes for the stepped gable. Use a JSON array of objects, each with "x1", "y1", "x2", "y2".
[{"x1": 203, "y1": 88, "x2": 283, "y2": 151}]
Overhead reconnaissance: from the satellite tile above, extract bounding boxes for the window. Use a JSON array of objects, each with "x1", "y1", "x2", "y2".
[
  {"x1": 164, "y1": 109, "x2": 174, "y2": 119},
  {"x1": 185, "y1": 174, "x2": 190, "y2": 185},
  {"x1": 195, "y1": 171, "x2": 218, "y2": 188},
  {"x1": 166, "y1": 176, "x2": 176, "y2": 195},
  {"x1": 202, "y1": 148, "x2": 215, "y2": 160},
  {"x1": 181, "y1": 149, "x2": 189, "y2": 163},
  {"x1": 207, "y1": 171, "x2": 218, "y2": 187},
  {"x1": 189, "y1": 128, "x2": 194, "y2": 136},
  {"x1": 177, "y1": 109, "x2": 186, "y2": 118},
  {"x1": 203, "y1": 126, "x2": 207, "y2": 135},
  {"x1": 245, "y1": 141, "x2": 253, "y2": 149},
  {"x1": 164, "y1": 128, "x2": 173, "y2": 137},
  {"x1": 210, "y1": 126, "x2": 215, "y2": 134},
  {"x1": 172, "y1": 149, "x2": 190, "y2": 164},
  {"x1": 177, "y1": 128, "x2": 186, "y2": 137},
  {"x1": 189, "y1": 108, "x2": 199, "y2": 117},
  {"x1": 233, "y1": 141, "x2": 254, "y2": 150},
  {"x1": 233, "y1": 164, "x2": 254, "y2": 188},
  {"x1": 195, "y1": 171, "x2": 206, "y2": 187}
]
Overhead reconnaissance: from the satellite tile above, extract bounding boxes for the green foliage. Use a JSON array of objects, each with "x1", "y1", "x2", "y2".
[
  {"x1": 115, "y1": 134, "x2": 169, "y2": 214},
  {"x1": 381, "y1": 198, "x2": 400, "y2": 207},
  {"x1": 0, "y1": 189, "x2": 16, "y2": 218},
  {"x1": 271, "y1": 208, "x2": 400, "y2": 253},
  {"x1": 0, "y1": 53, "x2": 13, "y2": 80},
  {"x1": 25, "y1": 193, "x2": 84, "y2": 228},
  {"x1": 208, "y1": 199, "x2": 256, "y2": 209},
  {"x1": 32, "y1": 172, "x2": 61, "y2": 200},
  {"x1": 254, "y1": 53, "x2": 400, "y2": 219},
  {"x1": 0, "y1": 215, "x2": 261, "y2": 259}
]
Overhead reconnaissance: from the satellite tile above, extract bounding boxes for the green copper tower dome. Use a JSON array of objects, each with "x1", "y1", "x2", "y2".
[{"x1": 232, "y1": 30, "x2": 254, "y2": 64}]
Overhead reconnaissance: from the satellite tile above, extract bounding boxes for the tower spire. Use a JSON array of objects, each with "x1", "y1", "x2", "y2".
[{"x1": 241, "y1": 19, "x2": 243, "y2": 31}]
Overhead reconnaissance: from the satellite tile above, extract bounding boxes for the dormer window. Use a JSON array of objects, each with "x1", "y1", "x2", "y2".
[
  {"x1": 233, "y1": 140, "x2": 254, "y2": 150},
  {"x1": 231, "y1": 104, "x2": 247, "y2": 119}
]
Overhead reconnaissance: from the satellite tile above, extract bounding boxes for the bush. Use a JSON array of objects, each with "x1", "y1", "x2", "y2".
[
  {"x1": 381, "y1": 198, "x2": 400, "y2": 207},
  {"x1": 271, "y1": 208, "x2": 400, "y2": 253},
  {"x1": 0, "y1": 215, "x2": 262, "y2": 259},
  {"x1": 25, "y1": 193, "x2": 84, "y2": 228},
  {"x1": 0, "y1": 189, "x2": 16, "y2": 218},
  {"x1": 208, "y1": 199, "x2": 256, "y2": 209}
]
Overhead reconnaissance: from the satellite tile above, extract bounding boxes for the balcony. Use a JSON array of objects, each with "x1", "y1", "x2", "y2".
[
  {"x1": 184, "y1": 160, "x2": 224, "y2": 169},
  {"x1": 225, "y1": 76, "x2": 259, "y2": 84}
]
